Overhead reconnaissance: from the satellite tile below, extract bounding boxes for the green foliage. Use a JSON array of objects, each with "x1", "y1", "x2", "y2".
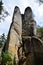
[
  {"x1": 1, "y1": 51, "x2": 16, "y2": 65},
  {"x1": 37, "y1": 27, "x2": 43, "y2": 36},
  {"x1": 13, "y1": 56, "x2": 16, "y2": 65},
  {"x1": 37, "y1": 27, "x2": 43, "y2": 31},
  {"x1": 37, "y1": 27, "x2": 43, "y2": 40},
  {"x1": 0, "y1": 0, "x2": 9, "y2": 22},
  {"x1": 1, "y1": 33, "x2": 6, "y2": 42},
  {"x1": 0, "y1": 40, "x2": 3, "y2": 48},
  {"x1": 2, "y1": 51, "x2": 12, "y2": 65},
  {"x1": 0, "y1": 0, "x2": 3, "y2": 14},
  {"x1": 0, "y1": 33, "x2": 6, "y2": 48},
  {"x1": 38, "y1": 0, "x2": 43, "y2": 3}
]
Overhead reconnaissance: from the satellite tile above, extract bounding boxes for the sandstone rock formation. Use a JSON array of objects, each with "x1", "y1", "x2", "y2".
[
  {"x1": 2, "y1": 6, "x2": 43, "y2": 65},
  {"x1": 8, "y1": 6, "x2": 22, "y2": 63},
  {"x1": 2, "y1": 6, "x2": 22, "y2": 65},
  {"x1": 22, "y1": 7, "x2": 36, "y2": 36},
  {"x1": 21, "y1": 36, "x2": 43, "y2": 65},
  {"x1": 18, "y1": 7, "x2": 43, "y2": 65}
]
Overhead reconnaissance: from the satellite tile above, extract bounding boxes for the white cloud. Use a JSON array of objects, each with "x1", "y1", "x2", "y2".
[
  {"x1": 38, "y1": 4, "x2": 43, "y2": 17},
  {"x1": 0, "y1": 15, "x2": 12, "y2": 35}
]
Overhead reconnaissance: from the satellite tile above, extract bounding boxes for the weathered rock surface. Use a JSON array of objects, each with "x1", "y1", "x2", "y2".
[
  {"x1": 22, "y1": 7, "x2": 36, "y2": 36},
  {"x1": 18, "y1": 7, "x2": 43, "y2": 65},
  {"x1": 8, "y1": 6, "x2": 22, "y2": 62},
  {"x1": 18, "y1": 36, "x2": 43, "y2": 65},
  {"x1": 2, "y1": 6, "x2": 43, "y2": 65},
  {"x1": 2, "y1": 6, "x2": 22, "y2": 64}
]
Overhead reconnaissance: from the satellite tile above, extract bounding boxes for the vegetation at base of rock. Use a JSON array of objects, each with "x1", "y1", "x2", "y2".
[
  {"x1": 1, "y1": 51, "x2": 12, "y2": 65},
  {"x1": 0, "y1": 33, "x2": 6, "y2": 48},
  {"x1": 37, "y1": 27, "x2": 43, "y2": 36},
  {"x1": 37, "y1": 27, "x2": 43, "y2": 41},
  {"x1": 0, "y1": 41, "x2": 3, "y2": 48},
  {"x1": 13, "y1": 56, "x2": 16, "y2": 65}
]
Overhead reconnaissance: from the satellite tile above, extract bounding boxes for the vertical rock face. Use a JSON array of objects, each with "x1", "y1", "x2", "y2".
[
  {"x1": 22, "y1": 7, "x2": 36, "y2": 36},
  {"x1": 19, "y1": 7, "x2": 43, "y2": 65},
  {"x1": 2, "y1": 6, "x2": 43, "y2": 65},
  {"x1": 5, "y1": 6, "x2": 22, "y2": 63}
]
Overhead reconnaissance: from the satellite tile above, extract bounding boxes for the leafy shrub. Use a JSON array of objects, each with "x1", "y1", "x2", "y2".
[
  {"x1": 37, "y1": 27, "x2": 43, "y2": 39},
  {"x1": 0, "y1": 41, "x2": 3, "y2": 48},
  {"x1": 1, "y1": 51, "x2": 12, "y2": 65}
]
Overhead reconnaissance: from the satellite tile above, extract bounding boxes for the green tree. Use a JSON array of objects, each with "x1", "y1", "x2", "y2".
[
  {"x1": 0, "y1": 33, "x2": 6, "y2": 48},
  {"x1": 1, "y1": 51, "x2": 16, "y2": 65},
  {"x1": 0, "y1": 0, "x2": 3, "y2": 14},
  {"x1": 0, "y1": 40, "x2": 3, "y2": 48},
  {"x1": 37, "y1": 0, "x2": 43, "y2": 3},
  {"x1": 1, "y1": 51, "x2": 12, "y2": 65},
  {"x1": 1, "y1": 33, "x2": 6, "y2": 42},
  {"x1": 35, "y1": 0, "x2": 43, "y2": 4},
  {"x1": 0, "y1": 0, "x2": 9, "y2": 22},
  {"x1": 37, "y1": 27, "x2": 43, "y2": 39}
]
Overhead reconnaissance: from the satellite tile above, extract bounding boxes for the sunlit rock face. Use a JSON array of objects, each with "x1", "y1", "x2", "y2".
[{"x1": 7, "y1": 6, "x2": 22, "y2": 62}]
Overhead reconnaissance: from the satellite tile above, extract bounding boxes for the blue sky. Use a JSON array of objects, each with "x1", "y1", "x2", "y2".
[{"x1": 0, "y1": 0, "x2": 43, "y2": 35}]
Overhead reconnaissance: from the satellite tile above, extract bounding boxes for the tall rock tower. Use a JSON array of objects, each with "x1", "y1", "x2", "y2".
[
  {"x1": 2, "y1": 6, "x2": 22, "y2": 64},
  {"x1": 8, "y1": 6, "x2": 22, "y2": 62}
]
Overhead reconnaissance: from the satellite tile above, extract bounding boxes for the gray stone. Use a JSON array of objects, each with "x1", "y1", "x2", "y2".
[
  {"x1": 22, "y1": 7, "x2": 36, "y2": 36},
  {"x1": 19, "y1": 36, "x2": 43, "y2": 65},
  {"x1": 2, "y1": 6, "x2": 43, "y2": 65}
]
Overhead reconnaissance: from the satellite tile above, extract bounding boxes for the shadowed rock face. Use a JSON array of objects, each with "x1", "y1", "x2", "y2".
[
  {"x1": 22, "y1": 7, "x2": 36, "y2": 36},
  {"x1": 20, "y1": 36, "x2": 43, "y2": 65},
  {"x1": 18, "y1": 7, "x2": 43, "y2": 65}
]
